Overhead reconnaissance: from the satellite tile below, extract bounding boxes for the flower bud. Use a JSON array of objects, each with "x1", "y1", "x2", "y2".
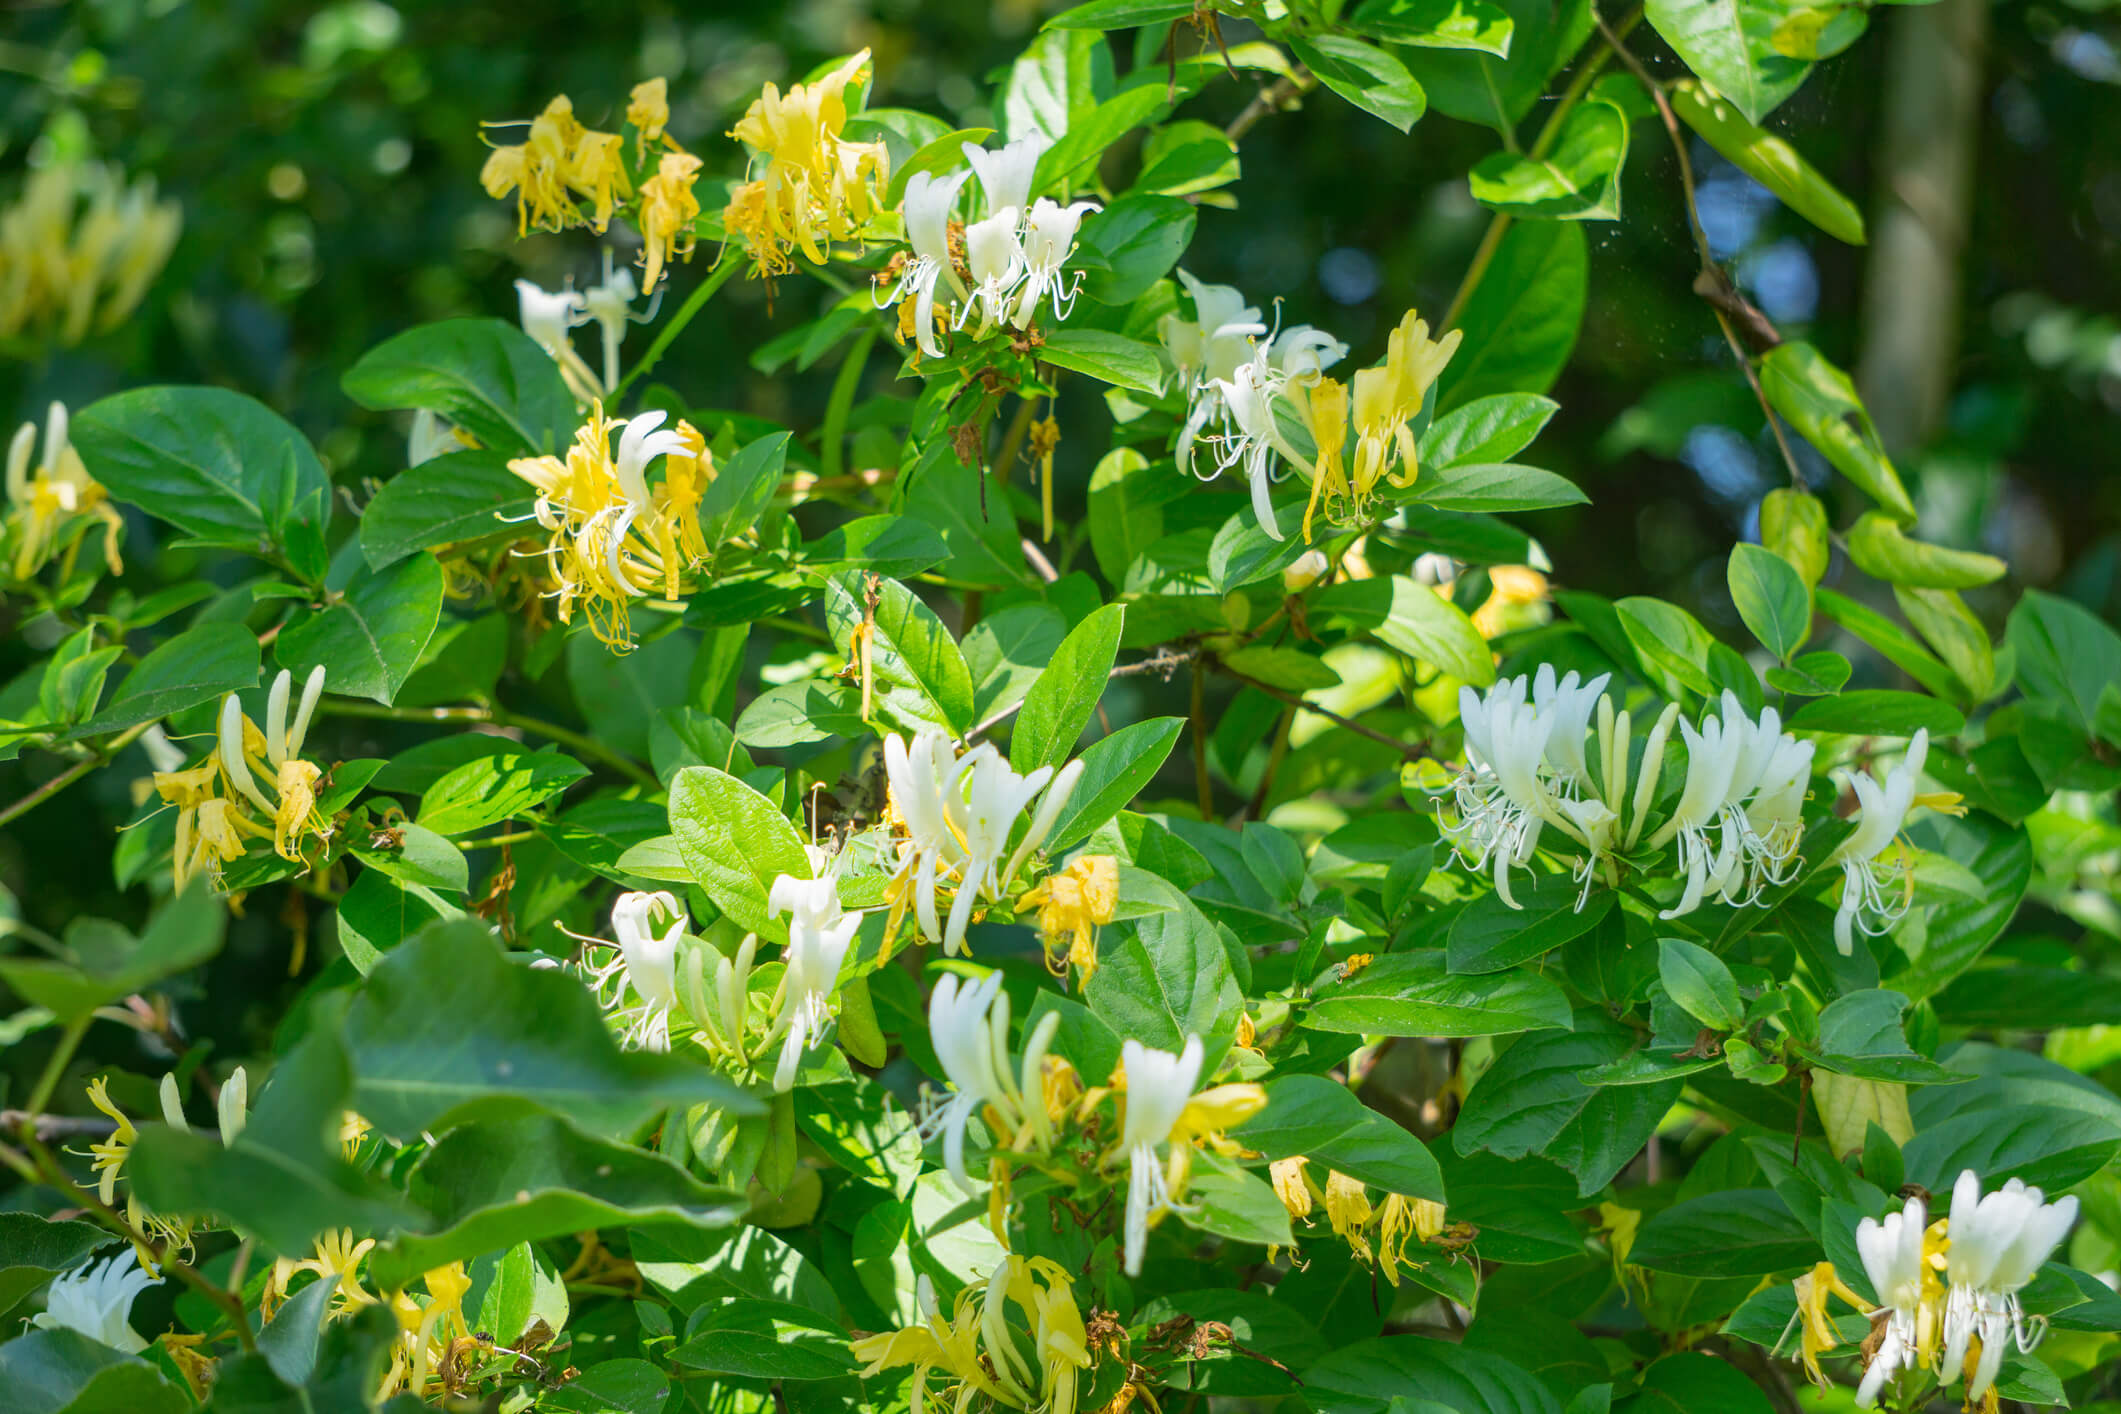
[
  {"x1": 1284, "y1": 549, "x2": 1330, "y2": 593},
  {"x1": 1760, "y1": 488, "x2": 1830, "y2": 588}
]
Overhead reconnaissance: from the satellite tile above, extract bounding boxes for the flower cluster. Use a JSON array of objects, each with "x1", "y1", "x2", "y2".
[
  {"x1": 1269, "y1": 1156, "x2": 1453, "y2": 1284},
  {"x1": 515, "y1": 254, "x2": 656, "y2": 402},
  {"x1": 876, "y1": 133, "x2": 1099, "y2": 357},
  {"x1": 853, "y1": 1258, "x2": 1094, "y2": 1414},
  {"x1": 723, "y1": 50, "x2": 890, "y2": 277},
  {"x1": 882, "y1": 729, "x2": 1085, "y2": 956},
  {"x1": 1785, "y1": 1170, "x2": 2077, "y2": 1408},
  {"x1": 478, "y1": 80, "x2": 700, "y2": 293},
  {"x1": 152, "y1": 667, "x2": 332, "y2": 890},
  {"x1": 261, "y1": 1236, "x2": 476, "y2": 1402},
  {"x1": 1159, "y1": 271, "x2": 1347, "y2": 542},
  {"x1": 5, "y1": 400, "x2": 125, "y2": 582},
  {"x1": 72, "y1": 1068, "x2": 248, "y2": 1276},
  {"x1": 1442, "y1": 670, "x2": 1939, "y2": 948},
  {"x1": 0, "y1": 160, "x2": 181, "y2": 348},
  {"x1": 504, "y1": 406, "x2": 715, "y2": 649},
  {"x1": 32, "y1": 1248, "x2": 161, "y2": 1353}
]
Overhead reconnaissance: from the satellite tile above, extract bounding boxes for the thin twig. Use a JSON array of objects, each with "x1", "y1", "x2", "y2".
[
  {"x1": 0, "y1": 1111, "x2": 120, "y2": 1139},
  {"x1": 968, "y1": 648, "x2": 1198, "y2": 741},
  {"x1": 1226, "y1": 70, "x2": 1314, "y2": 142},
  {"x1": 319, "y1": 701, "x2": 656, "y2": 788},
  {"x1": 1221, "y1": 667, "x2": 1429, "y2": 763},
  {"x1": 0, "y1": 721, "x2": 152, "y2": 829}
]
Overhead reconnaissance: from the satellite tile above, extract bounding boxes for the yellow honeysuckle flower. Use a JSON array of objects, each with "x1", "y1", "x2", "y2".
[
  {"x1": 638, "y1": 149, "x2": 703, "y2": 291},
  {"x1": 1375, "y1": 1194, "x2": 1447, "y2": 1287},
  {"x1": 858, "y1": 1260, "x2": 1095, "y2": 1414},
  {"x1": 216, "y1": 668, "x2": 333, "y2": 871},
  {"x1": 567, "y1": 128, "x2": 632, "y2": 235},
  {"x1": 479, "y1": 95, "x2": 583, "y2": 236},
  {"x1": 505, "y1": 405, "x2": 709, "y2": 649},
  {"x1": 723, "y1": 50, "x2": 889, "y2": 276},
  {"x1": 1778, "y1": 1260, "x2": 1873, "y2": 1389},
  {"x1": 84, "y1": 1076, "x2": 136, "y2": 1205},
  {"x1": 1324, "y1": 1170, "x2": 1374, "y2": 1265},
  {"x1": 6, "y1": 401, "x2": 125, "y2": 580},
  {"x1": 1270, "y1": 1155, "x2": 1313, "y2": 1222},
  {"x1": 0, "y1": 162, "x2": 181, "y2": 348},
  {"x1": 1018, "y1": 854, "x2": 1119, "y2": 983},
  {"x1": 1349, "y1": 309, "x2": 1460, "y2": 504},
  {"x1": 628, "y1": 78, "x2": 670, "y2": 153},
  {"x1": 273, "y1": 758, "x2": 327, "y2": 864},
  {"x1": 1295, "y1": 375, "x2": 1350, "y2": 543}
]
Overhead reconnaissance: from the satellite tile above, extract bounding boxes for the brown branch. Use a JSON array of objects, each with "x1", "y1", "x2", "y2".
[
  {"x1": 1218, "y1": 666, "x2": 1430, "y2": 764},
  {"x1": 1226, "y1": 70, "x2": 1313, "y2": 142},
  {"x1": 0, "y1": 1110, "x2": 119, "y2": 1139},
  {"x1": 0, "y1": 721, "x2": 152, "y2": 829}
]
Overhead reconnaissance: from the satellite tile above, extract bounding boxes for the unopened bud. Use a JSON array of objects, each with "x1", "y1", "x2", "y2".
[
  {"x1": 1284, "y1": 549, "x2": 1330, "y2": 593},
  {"x1": 1760, "y1": 488, "x2": 1830, "y2": 588}
]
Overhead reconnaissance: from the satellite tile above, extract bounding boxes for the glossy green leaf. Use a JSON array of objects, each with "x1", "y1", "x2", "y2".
[
  {"x1": 1353, "y1": 0, "x2": 1516, "y2": 55},
  {"x1": 1758, "y1": 343, "x2": 1916, "y2": 522},
  {"x1": 342, "y1": 317, "x2": 576, "y2": 455},
  {"x1": 1470, "y1": 99, "x2": 1628, "y2": 220},
  {"x1": 341, "y1": 919, "x2": 759, "y2": 1138},
  {"x1": 1304, "y1": 951, "x2": 1573, "y2": 1037},
  {"x1": 1644, "y1": 0, "x2": 1811, "y2": 123},
  {"x1": 667, "y1": 765, "x2": 812, "y2": 938},
  {"x1": 1293, "y1": 35, "x2": 1429, "y2": 132},
  {"x1": 1233, "y1": 1075, "x2": 1445, "y2": 1200},
  {"x1": 67, "y1": 621, "x2": 260, "y2": 739},
  {"x1": 1669, "y1": 80, "x2": 1863, "y2": 243},
  {"x1": 1039, "y1": 328, "x2": 1165, "y2": 393},
  {"x1": 1657, "y1": 937, "x2": 1743, "y2": 1030},
  {"x1": 1438, "y1": 221, "x2": 1587, "y2": 410},
  {"x1": 1042, "y1": 715, "x2": 1185, "y2": 853},
  {"x1": 1846, "y1": 511, "x2": 2007, "y2": 590},
  {"x1": 358, "y1": 449, "x2": 534, "y2": 570},
  {"x1": 1011, "y1": 603, "x2": 1123, "y2": 772},
  {"x1": 274, "y1": 553, "x2": 445, "y2": 706},
  {"x1": 416, "y1": 750, "x2": 589, "y2": 836},
  {"x1": 1727, "y1": 542, "x2": 1810, "y2": 660},
  {"x1": 1627, "y1": 1189, "x2": 1814, "y2": 1275},
  {"x1": 1787, "y1": 690, "x2": 1963, "y2": 738}
]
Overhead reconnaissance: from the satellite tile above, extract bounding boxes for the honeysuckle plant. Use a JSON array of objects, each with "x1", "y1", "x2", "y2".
[{"x1": 3, "y1": 6, "x2": 2121, "y2": 1414}]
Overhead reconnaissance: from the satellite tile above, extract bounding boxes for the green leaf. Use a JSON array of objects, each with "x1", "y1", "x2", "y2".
[
  {"x1": 1845, "y1": 511, "x2": 2007, "y2": 590},
  {"x1": 0, "y1": 1328, "x2": 189, "y2": 1414},
  {"x1": 883, "y1": 125, "x2": 996, "y2": 206},
  {"x1": 2006, "y1": 588, "x2": 2121, "y2": 736},
  {"x1": 668, "y1": 766, "x2": 813, "y2": 939},
  {"x1": 342, "y1": 919, "x2": 759, "y2": 1139},
  {"x1": 1470, "y1": 99, "x2": 1628, "y2": 220},
  {"x1": 1815, "y1": 587, "x2": 1964, "y2": 702},
  {"x1": 1353, "y1": 0, "x2": 1516, "y2": 55},
  {"x1": 1041, "y1": 716, "x2": 1185, "y2": 853},
  {"x1": 1449, "y1": 872, "x2": 1613, "y2": 973},
  {"x1": 1075, "y1": 195, "x2": 1195, "y2": 305},
  {"x1": 1763, "y1": 650, "x2": 1849, "y2": 697},
  {"x1": 905, "y1": 454, "x2": 1027, "y2": 589},
  {"x1": 1886, "y1": 813, "x2": 2032, "y2": 1000},
  {"x1": 1086, "y1": 446, "x2": 1165, "y2": 586},
  {"x1": 342, "y1": 317, "x2": 576, "y2": 455},
  {"x1": 735, "y1": 680, "x2": 867, "y2": 748},
  {"x1": 698, "y1": 432, "x2": 791, "y2": 548},
  {"x1": 1418, "y1": 394, "x2": 1560, "y2": 470},
  {"x1": 1409, "y1": 460, "x2": 1589, "y2": 513},
  {"x1": 824, "y1": 572, "x2": 975, "y2": 735},
  {"x1": 0, "y1": 1216, "x2": 113, "y2": 1321},
  {"x1": 544, "y1": 1361, "x2": 670, "y2": 1414},
  {"x1": 274, "y1": 554, "x2": 445, "y2": 706},
  {"x1": 66, "y1": 621, "x2": 260, "y2": 739},
  {"x1": 369, "y1": 1116, "x2": 746, "y2": 1290},
  {"x1": 130, "y1": 1025, "x2": 416, "y2": 1256},
  {"x1": 1627, "y1": 1189, "x2": 1814, "y2": 1275},
  {"x1": 257, "y1": 1268, "x2": 342, "y2": 1387},
  {"x1": 1726, "y1": 542, "x2": 1809, "y2": 660},
  {"x1": 1304, "y1": 952, "x2": 1573, "y2": 1037},
  {"x1": 358, "y1": 449, "x2": 534, "y2": 570},
  {"x1": 671, "y1": 1317, "x2": 855, "y2": 1382},
  {"x1": 1220, "y1": 645, "x2": 1341, "y2": 692},
  {"x1": 1000, "y1": 28, "x2": 1110, "y2": 145},
  {"x1": 1644, "y1": 0, "x2": 1811, "y2": 123},
  {"x1": 1313, "y1": 576, "x2": 1497, "y2": 686},
  {"x1": 1616, "y1": 596, "x2": 1718, "y2": 699},
  {"x1": 71, "y1": 386, "x2": 333, "y2": 577},
  {"x1": 1305, "y1": 1336, "x2": 1563, "y2": 1414},
  {"x1": 1437, "y1": 221, "x2": 1586, "y2": 411},
  {"x1": 1044, "y1": 0, "x2": 1194, "y2": 27},
  {"x1": 1614, "y1": 1352, "x2": 1776, "y2": 1414},
  {"x1": 1758, "y1": 343, "x2": 1916, "y2": 521},
  {"x1": 1233, "y1": 1075, "x2": 1445, "y2": 1200},
  {"x1": 1787, "y1": 690, "x2": 1963, "y2": 738},
  {"x1": 1039, "y1": 329, "x2": 1165, "y2": 394},
  {"x1": 1657, "y1": 937, "x2": 1743, "y2": 1030},
  {"x1": 803, "y1": 514, "x2": 950, "y2": 580},
  {"x1": 1011, "y1": 603, "x2": 1123, "y2": 772},
  {"x1": 1036, "y1": 81, "x2": 1195, "y2": 197},
  {"x1": 1086, "y1": 891, "x2": 1243, "y2": 1065},
  {"x1": 0, "y1": 884, "x2": 226, "y2": 1021},
  {"x1": 1180, "y1": 1146, "x2": 1296, "y2": 1250},
  {"x1": 1803, "y1": 989, "x2": 1959, "y2": 1083},
  {"x1": 964, "y1": 604, "x2": 1067, "y2": 725},
  {"x1": 350, "y1": 821, "x2": 469, "y2": 894},
  {"x1": 1455, "y1": 1015, "x2": 1686, "y2": 1196},
  {"x1": 1292, "y1": 34, "x2": 1428, "y2": 132},
  {"x1": 1895, "y1": 587, "x2": 1995, "y2": 704},
  {"x1": 416, "y1": 750, "x2": 589, "y2": 836},
  {"x1": 1668, "y1": 79, "x2": 1862, "y2": 243}
]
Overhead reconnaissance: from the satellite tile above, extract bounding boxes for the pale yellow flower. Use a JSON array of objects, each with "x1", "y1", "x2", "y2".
[{"x1": 723, "y1": 50, "x2": 889, "y2": 275}]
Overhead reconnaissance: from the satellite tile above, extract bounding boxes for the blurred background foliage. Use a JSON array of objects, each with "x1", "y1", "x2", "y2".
[{"x1": 4, "y1": 0, "x2": 2120, "y2": 911}]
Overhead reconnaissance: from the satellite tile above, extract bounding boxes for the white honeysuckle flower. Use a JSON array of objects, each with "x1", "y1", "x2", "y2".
[
  {"x1": 1940, "y1": 1169, "x2": 2077, "y2": 1402},
  {"x1": 264, "y1": 665, "x2": 326, "y2": 769},
  {"x1": 218, "y1": 692, "x2": 271, "y2": 816},
  {"x1": 1444, "y1": 675, "x2": 1563, "y2": 908},
  {"x1": 1162, "y1": 271, "x2": 1267, "y2": 481},
  {"x1": 1827, "y1": 729, "x2": 1929, "y2": 955},
  {"x1": 1270, "y1": 324, "x2": 1349, "y2": 384},
  {"x1": 1118, "y1": 1036, "x2": 1204, "y2": 1276},
  {"x1": 767, "y1": 872, "x2": 862, "y2": 1091},
  {"x1": 959, "y1": 206, "x2": 1026, "y2": 332},
  {"x1": 1559, "y1": 795, "x2": 1620, "y2": 908},
  {"x1": 920, "y1": 971, "x2": 1061, "y2": 1189},
  {"x1": 1531, "y1": 665, "x2": 1610, "y2": 793},
  {"x1": 1196, "y1": 325, "x2": 1345, "y2": 539},
  {"x1": 515, "y1": 277, "x2": 583, "y2": 358},
  {"x1": 885, "y1": 730, "x2": 968, "y2": 946},
  {"x1": 962, "y1": 134, "x2": 1049, "y2": 221},
  {"x1": 594, "y1": 889, "x2": 687, "y2": 1051},
  {"x1": 218, "y1": 1065, "x2": 248, "y2": 1146},
  {"x1": 1007, "y1": 197, "x2": 1099, "y2": 329},
  {"x1": 1854, "y1": 1195, "x2": 1930, "y2": 1408},
  {"x1": 1651, "y1": 711, "x2": 1746, "y2": 920},
  {"x1": 577, "y1": 250, "x2": 655, "y2": 393},
  {"x1": 32, "y1": 1249, "x2": 160, "y2": 1353},
  {"x1": 158, "y1": 1073, "x2": 187, "y2": 1130},
  {"x1": 881, "y1": 167, "x2": 972, "y2": 357},
  {"x1": 1284, "y1": 548, "x2": 1330, "y2": 593},
  {"x1": 940, "y1": 745, "x2": 1054, "y2": 953},
  {"x1": 140, "y1": 725, "x2": 186, "y2": 775},
  {"x1": 604, "y1": 410, "x2": 691, "y2": 592}
]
